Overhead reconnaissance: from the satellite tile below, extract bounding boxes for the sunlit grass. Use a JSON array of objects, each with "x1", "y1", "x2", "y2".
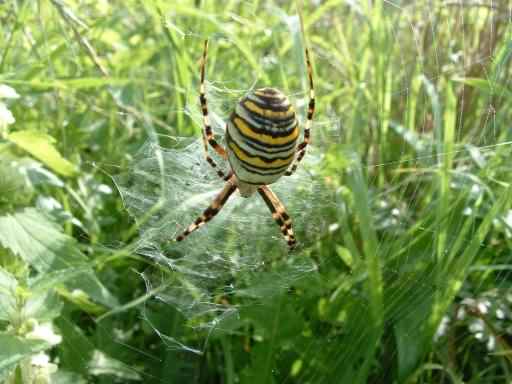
[{"x1": 0, "y1": 1, "x2": 511, "y2": 383}]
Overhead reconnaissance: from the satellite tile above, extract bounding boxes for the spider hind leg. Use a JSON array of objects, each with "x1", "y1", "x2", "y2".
[
  {"x1": 175, "y1": 178, "x2": 237, "y2": 242},
  {"x1": 258, "y1": 185, "x2": 296, "y2": 249}
]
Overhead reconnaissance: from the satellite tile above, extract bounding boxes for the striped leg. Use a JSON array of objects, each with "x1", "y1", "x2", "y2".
[
  {"x1": 175, "y1": 177, "x2": 237, "y2": 242},
  {"x1": 200, "y1": 39, "x2": 227, "y2": 166},
  {"x1": 258, "y1": 185, "x2": 296, "y2": 249},
  {"x1": 202, "y1": 134, "x2": 231, "y2": 180},
  {"x1": 285, "y1": 47, "x2": 315, "y2": 176}
]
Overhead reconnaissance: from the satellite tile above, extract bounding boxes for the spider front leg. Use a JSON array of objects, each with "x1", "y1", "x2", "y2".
[
  {"x1": 286, "y1": 47, "x2": 315, "y2": 176},
  {"x1": 199, "y1": 39, "x2": 229, "y2": 180},
  {"x1": 258, "y1": 185, "x2": 296, "y2": 249},
  {"x1": 175, "y1": 176, "x2": 237, "y2": 242}
]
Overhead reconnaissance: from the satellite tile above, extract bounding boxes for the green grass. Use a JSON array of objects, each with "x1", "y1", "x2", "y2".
[{"x1": 0, "y1": 1, "x2": 511, "y2": 383}]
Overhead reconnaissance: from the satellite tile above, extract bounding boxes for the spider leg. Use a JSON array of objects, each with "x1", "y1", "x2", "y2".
[
  {"x1": 258, "y1": 185, "x2": 296, "y2": 249},
  {"x1": 175, "y1": 177, "x2": 237, "y2": 242},
  {"x1": 200, "y1": 39, "x2": 227, "y2": 163},
  {"x1": 201, "y1": 133, "x2": 232, "y2": 181},
  {"x1": 286, "y1": 46, "x2": 315, "y2": 176}
]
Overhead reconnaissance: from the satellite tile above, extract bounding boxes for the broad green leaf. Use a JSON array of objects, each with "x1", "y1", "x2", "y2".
[
  {"x1": 240, "y1": 342, "x2": 278, "y2": 384},
  {"x1": 88, "y1": 350, "x2": 142, "y2": 381},
  {"x1": 239, "y1": 297, "x2": 304, "y2": 384},
  {"x1": 394, "y1": 291, "x2": 435, "y2": 381},
  {"x1": 0, "y1": 208, "x2": 86, "y2": 272},
  {"x1": 0, "y1": 267, "x2": 17, "y2": 321},
  {"x1": 48, "y1": 370, "x2": 87, "y2": 384},
  {"x1": 0, "y1": 208, "x2": 118, "y2": 308},
  {"x1": 28, "y1": 267, "x2": 91, "y2": 292},
  {"x1": 54, "y1": 318, "x2": 95, "y2": 375},
  {"x1": 23, "y1": 290, "x2": 63, "y2": 322},
  {"x1": 7, "y1": 130, "x2": 76, "y2": 177},
  {"x1": 0, "y1": 159, "x2": 34, "y2": 206}
]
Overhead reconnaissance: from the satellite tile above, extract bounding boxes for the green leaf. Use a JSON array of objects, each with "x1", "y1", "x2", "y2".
[
  {"x1": 389, "y1": 121, "x2": 429, "y2": 154},
  {"x1": 0, "y1": 158, "x2": 34, "y2": 207},
  {"x1": 394, "y1": 293, "x2": 434, "y2": 381},
  {"x1": 29, "y1": 267, "x2": 91, "y2": 292},
  {"x1": 0, "y1": 208, "x2": 86, "y2": 272},
  {"x1": 240, "y1": 343, "x2": 278, "y2": 384},
  {"x1": 336, "y1": 245, "x2": 353, "y2": 268},
  {"x1": 0, "y1": 208, "x2": 118, "y2": 308},
  {"x1": 88, "y1": 350, "x2": 142, "y2": 381},
  {"x1": 0, "y1": 267, "x2": 17, "y2": 321},
  {"x1": 0, "y1": 333, "x2": 49, "y2": 376},
  {"x1": 54, "y1": 318, "x2": 94, "y2": 375},
  {"x1": 7, "y1": 130, "x2": 76, "y2": 177},
  {"x1": 452, "y1": 77, "x2": 512, "y2": 98},
  {"x1": 23, "y1": 290, "x2": 63, "y2": 322},
  {"x1": 3, "y1": 77, "x2": 130, "y2": 90},
  {"x1": 239, "y1": 297, "x2": 303, "y2": 384},
  {"x1": 48, "y1": 371, "x2": 87, "y2": 384}
]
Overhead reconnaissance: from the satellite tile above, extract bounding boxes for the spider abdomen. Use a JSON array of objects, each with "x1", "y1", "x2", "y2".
[{"x1": 226, "y1": 87, "x2": 298, "y2": 186}]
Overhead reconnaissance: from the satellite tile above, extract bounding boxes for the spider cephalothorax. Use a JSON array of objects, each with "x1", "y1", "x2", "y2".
[{"x1": 175, "y1": 39, "x2": 315, "y2": 249}]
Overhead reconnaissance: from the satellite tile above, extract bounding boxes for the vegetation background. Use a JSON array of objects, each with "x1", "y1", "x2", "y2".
[{"x1": 0, "y1": 0, "x2": 511, "y2": 383}]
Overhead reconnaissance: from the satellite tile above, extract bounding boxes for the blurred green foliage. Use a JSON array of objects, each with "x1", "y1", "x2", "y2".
[{"x1": 0, "y1": 1, "x2": 511, "y2": 383}]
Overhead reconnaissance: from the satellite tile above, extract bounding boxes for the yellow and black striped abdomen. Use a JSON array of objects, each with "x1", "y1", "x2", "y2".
[{"x1": 226, "y1": 87, "x2": 298, "y2": 185}]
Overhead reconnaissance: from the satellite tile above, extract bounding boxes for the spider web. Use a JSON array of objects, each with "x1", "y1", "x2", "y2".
[
  {"x1": 113, "y1": 16, "x2": 340, "y2": 329},
  {"x1": 114, "y1": 133, "x2": 334, "y2": 313},
  {"x1": 113, "y1": 2, "x2": 512, "y2": 383}
]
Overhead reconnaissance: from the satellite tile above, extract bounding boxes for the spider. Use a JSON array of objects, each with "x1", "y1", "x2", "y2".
[{"x1": 175, "y1": 39, "x2": 315, "y2": 249}]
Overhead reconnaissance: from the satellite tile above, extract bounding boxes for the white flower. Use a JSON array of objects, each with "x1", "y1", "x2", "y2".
[
  {"x1": 434, "y1": 315, "x2": 450, "y2": 340},
  {"x1": 486, "y1": 335, "x2": 496, "y2": 351},
  {"x1": 0, "y1": 102, "x2": 15, "y2": 125},
  {"x1": 469, "y1": 319, "x2": 485, "y2": 333},
  {"x1": 0, "y1": 84, "x2": 20, "y2": 99},
  {"x1": 477, "y1": 299, "x2": 490, "y2": 315},
  {"x1": 26, "y1": 322, "x2": 62, "y2": 346},
  {"x1": 30, "y1": 352, "x2": 58, "y2": 384},
  {"x1": 31, "y1": 352, "x2": 51, "y2": 366},
  {"x1": 5, "y1": 352, "x2": 58, "y2": 384},
  {"x1": 0, "y1": 84, "x2": 19, "y2": 136}
]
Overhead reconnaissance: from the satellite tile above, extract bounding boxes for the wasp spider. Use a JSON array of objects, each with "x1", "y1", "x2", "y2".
[{"x1": 175, "y1": 40, "x2": 315, "y2": 249}]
